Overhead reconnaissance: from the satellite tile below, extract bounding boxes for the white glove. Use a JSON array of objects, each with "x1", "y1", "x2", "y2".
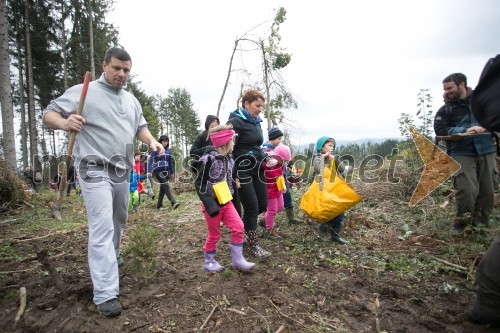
[{"x1": 266, "y1": 158, "x2": 278, "y2": 168}]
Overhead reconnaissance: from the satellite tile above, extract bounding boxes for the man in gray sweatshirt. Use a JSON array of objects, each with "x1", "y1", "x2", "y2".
[{"x1": 43, "y1": 47, "x2": 163, "y2": 317}]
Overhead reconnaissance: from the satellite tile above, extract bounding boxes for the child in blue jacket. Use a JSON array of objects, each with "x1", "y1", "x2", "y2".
[
  {"x1": 129, "y1": 169, "x2": 146, "y2": 213},
  {"x1": 148, "y1": 135, "x2": 179, "y2": 210}
]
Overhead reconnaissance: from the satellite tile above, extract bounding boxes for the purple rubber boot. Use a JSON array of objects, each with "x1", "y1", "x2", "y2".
[
  {"x1": 229, "y1": 244, "x2": 255, "y2": 272},
  {"x1": 203, "y1": 251, "x2": 224, "y2": 272}
]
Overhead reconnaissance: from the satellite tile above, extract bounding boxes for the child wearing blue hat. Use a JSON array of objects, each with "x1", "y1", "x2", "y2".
[{"x1": 312, "y1": 136, "x2": 349, "y2": 244}]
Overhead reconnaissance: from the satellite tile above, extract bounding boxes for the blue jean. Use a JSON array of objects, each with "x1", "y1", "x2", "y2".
[
  {"x1": 283, "y1": 181, "x2": 293, "y2": 209},
  {"x1": 318, "y1": 213, "x2": 345, "y2": 234}
]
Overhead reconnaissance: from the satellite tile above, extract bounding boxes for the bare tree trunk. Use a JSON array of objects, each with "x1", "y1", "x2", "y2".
[
  {"x1": 217, "y1": 39, "x2": 239, "y2": 117},
  {"x1": 25, "y1": 0, "x2": 39, "y2": 168},
  {"x1": 52, "y1": 130, "x2": 56, "y2": 156},
  {"x1": 261, "y1": 41, "x2": 271, "y2": 131},
  {"x1": 87, "y1": 0, "x2": 95, "y2": 79},
  {"x1": 0, "y1": 0, "x2": 17, "y2": 170},
  {"x1": 61, "y1": 0, "x2": 68, "y2": 90},
  {"x1": 16, "y1": 13, "x2": 28, "y2": 171}
]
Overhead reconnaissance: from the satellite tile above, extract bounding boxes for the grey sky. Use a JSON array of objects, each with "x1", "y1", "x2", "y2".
[{"x1": 107, "y1": 0, "x2": 500, "y2": 145}]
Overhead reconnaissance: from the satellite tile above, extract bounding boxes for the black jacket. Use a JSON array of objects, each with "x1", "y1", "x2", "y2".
[
  {"x1": 190, "y1": 115, "x2": 219, "y2": 158},
  {"x1": 434, "y1": 90, "x2": 494, "y2": 157},
  {"x1": 194, "y1": 147, "x2": 240, "y2": 217},
  {"x1": 226, "y1": 109, "x2": 265, "y2": 167}
]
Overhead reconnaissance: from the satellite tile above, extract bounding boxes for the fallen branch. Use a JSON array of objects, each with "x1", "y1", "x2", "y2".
[
  {"x1": 433, "y1": 257, "x2": 467, "y2": 271},
  {"x1": 264, "y1": 297, "x2": 320, "y2": 333},
  {"x1": 10, "y1": 226, "x2": 85, "y2": 243},
  {"x1": 226, "y1": 307, "x2": 246, "y2": 315},
  {"x1": 130, "y1": 322, "x2": 149, "y2": 332},
  {"x1": 0, "y1": 218, "x2": 18, "y2": 224},
  {"x1": 198, "y1": 303, "x2": 218, "y2": 333},
  {"x1": 249, "y1": 306, "x2": 270, "y2": 333},
  {"x1": 0, "y1": 268, "x2": 35, "y2": 275},
  {"x1": 275, "y1": 325, "x2": 286, "y2": 333},
  {"x1": 23, "y1": 201, "x2": 34, "y2": 208},
  {"x1": 12, "y1": 287, "x2": 27, "y2": 329}
]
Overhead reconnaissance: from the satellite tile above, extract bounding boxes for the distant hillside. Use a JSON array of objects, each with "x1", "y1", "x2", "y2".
[{"x1": 291, "y1": 137, "x2": 404, "y2": 153}]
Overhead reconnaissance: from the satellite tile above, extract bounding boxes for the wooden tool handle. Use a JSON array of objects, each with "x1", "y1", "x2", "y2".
[{"x1": 66, "y1": 71, "x2": 91, "y2": 160}]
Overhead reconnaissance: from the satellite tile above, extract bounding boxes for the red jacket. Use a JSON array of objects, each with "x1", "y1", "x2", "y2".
[{"x1": 263, "y1": 163, "x2": 285, "y2": 199}]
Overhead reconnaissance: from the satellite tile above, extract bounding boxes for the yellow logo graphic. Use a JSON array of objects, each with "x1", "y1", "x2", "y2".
[{"x1": 409, "y1": 128, "x2": 461, "y2": 207}]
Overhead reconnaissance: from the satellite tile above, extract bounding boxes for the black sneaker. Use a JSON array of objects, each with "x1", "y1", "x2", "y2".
[
  {"x1": 172, "y1": 202, "x2": 180, "y2": 210},
  {"x1": 97, "y1": 298, "x2": 122, "y2": 317}
]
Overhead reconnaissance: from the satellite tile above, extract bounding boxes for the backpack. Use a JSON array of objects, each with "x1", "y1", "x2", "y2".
[{"x1": 471, "y1": 54, "x2": 500, "y2": 131}]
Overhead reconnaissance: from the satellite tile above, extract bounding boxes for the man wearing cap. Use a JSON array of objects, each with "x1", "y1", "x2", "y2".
[{"x1": 262, "y1": 127, "x2": 304, "y2": 225}]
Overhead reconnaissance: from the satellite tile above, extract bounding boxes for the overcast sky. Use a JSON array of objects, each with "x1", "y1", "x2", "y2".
[{"x1": 107, "y1": 0, "x2": 500, "y2": 145}]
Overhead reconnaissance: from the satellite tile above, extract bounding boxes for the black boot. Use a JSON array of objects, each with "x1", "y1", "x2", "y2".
[
  {"x1": 246, "y1": 230, "x2": 271, "y2": 258},
  {"x1": 317, "y1": 223, "x2": 330, "y2": 242},
  {"x1": 331, "y1": 227, "x2": 349, "y2": 245},
  {"x1": 285, "y1": 208, "x2": 304, "y2": 225},
  {"x1": 450, "y1": 212, "x2": 473, "y2": 235}
]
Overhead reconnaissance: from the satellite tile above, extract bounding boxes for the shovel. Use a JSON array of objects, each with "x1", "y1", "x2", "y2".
[{"x1": 52, "y1": 71, "x2": 91, "y2": 220}]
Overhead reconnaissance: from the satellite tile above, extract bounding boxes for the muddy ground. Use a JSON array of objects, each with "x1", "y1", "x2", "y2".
[{"x1": 0, "y1": 182, "x2": 499, "y2": 333}]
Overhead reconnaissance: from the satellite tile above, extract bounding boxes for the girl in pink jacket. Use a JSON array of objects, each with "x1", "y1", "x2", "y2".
[{"x1": 260, "y1": 144, "x2": 291, "y2": 239}]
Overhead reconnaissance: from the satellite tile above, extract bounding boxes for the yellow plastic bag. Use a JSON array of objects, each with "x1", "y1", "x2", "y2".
[
  {"x1": 299, "y1": 164, "x2": 362, "y2": 223},
  {"x1": 276, "y1": 175, "x2": 286, "y2": 191},
  {"x1": 213, "y1": 180, "x2": 233, "y2": 205}
]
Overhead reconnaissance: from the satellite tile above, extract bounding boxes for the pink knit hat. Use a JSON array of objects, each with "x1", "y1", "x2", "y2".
[
  {"x1": 210, "y1": 129, "x2": 236, "y2": 147},
  {"x1": 273, "y1": 144, "x2": 291, "y2": 161}
]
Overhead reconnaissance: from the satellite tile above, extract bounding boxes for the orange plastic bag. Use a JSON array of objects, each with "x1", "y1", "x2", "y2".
[{"x1": 299, "y1": 163, "x2": 362, "y2": 223}]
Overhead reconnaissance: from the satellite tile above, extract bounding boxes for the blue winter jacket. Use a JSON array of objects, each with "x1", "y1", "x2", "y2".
[
  {"x1": 148, "y1": 148, "x2": 175, "y2": 174},
  {"x1": 129, "y1": 170, "x2": 146, "y2": 192},
  {"x1": 434, "y1": 92, "x2": 495, "y2": 156}
]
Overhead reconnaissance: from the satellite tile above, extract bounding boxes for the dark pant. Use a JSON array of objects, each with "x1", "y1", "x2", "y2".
[
  {"x1": 67, "y1": 181, "x2": 77, "y2": 195},
  {"x1": 237, "y1": 167, "x2": 268, "y2": 232},
  {"x1": 153, "y1": 170, "x2": 176, "y2": 208},
  {"x1": 319, "y1": 213, "x2": 345, "y2": 234},
  {"x1": 452, "y1": 154, "x2": 495, "y2": 223},
  {"x1": 283, "y1": 181, "x2": 292, "y2": 209}
]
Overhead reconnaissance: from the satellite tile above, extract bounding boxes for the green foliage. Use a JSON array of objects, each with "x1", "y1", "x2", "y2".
[
  {"x1": 161, "y1": 88, "x2": 200, "y2": 156},
  {"x1": 123, "y1": 220, "x2": 159, "y2": 284},
  {"x1": 398, "y1": 88, "x2": 434, "y2": 139},
  {"x1": 126, "y1": 78, "x2": 161, "y2": 139}
]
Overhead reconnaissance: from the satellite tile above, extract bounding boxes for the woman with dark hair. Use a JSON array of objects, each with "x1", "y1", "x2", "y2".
[
  {"x1": 226, "y1": 89, "x2": 270, "y2": 258},
  {"x1": 148, "y1": 135, "x2": 179, "y2": 210}
]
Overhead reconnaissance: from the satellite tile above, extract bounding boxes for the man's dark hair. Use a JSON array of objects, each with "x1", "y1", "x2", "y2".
[
  {"x1": 104, "y1": 47, "x2": 132, "y2": 64},
  {"x1": 443, "y1": 73, "x2": 467, "y2": 87}
]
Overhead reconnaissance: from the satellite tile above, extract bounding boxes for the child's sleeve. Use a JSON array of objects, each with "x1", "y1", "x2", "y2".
[
  {"x1": 194, "y1": 157, "x2": 219, "y2": 217},
  {"x1": 312, "y1": 155, "x2": 323, "y2": 174}
]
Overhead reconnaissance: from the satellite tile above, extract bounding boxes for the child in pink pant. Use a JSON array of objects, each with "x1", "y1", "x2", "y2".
[
  {"x1": 261, "y1": 144, "x2": 291, "y2": 239},
  {"x1": 194, "y1": 126, "x2": 255, "y2": 273}
]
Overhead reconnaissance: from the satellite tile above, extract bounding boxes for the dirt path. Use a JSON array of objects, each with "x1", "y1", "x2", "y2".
[{"x1": 0, "y1": 190, "x2": 498, "y2": 332}]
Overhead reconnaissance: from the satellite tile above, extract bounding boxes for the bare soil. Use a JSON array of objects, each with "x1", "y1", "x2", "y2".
[{"x1": 0, "y1": 185, "x2": 499, "y2": 333}]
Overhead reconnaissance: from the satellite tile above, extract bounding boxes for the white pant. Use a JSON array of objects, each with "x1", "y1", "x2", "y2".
[{"x1": 79, "y1": 171, "x2": 129, "y2": 304}]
